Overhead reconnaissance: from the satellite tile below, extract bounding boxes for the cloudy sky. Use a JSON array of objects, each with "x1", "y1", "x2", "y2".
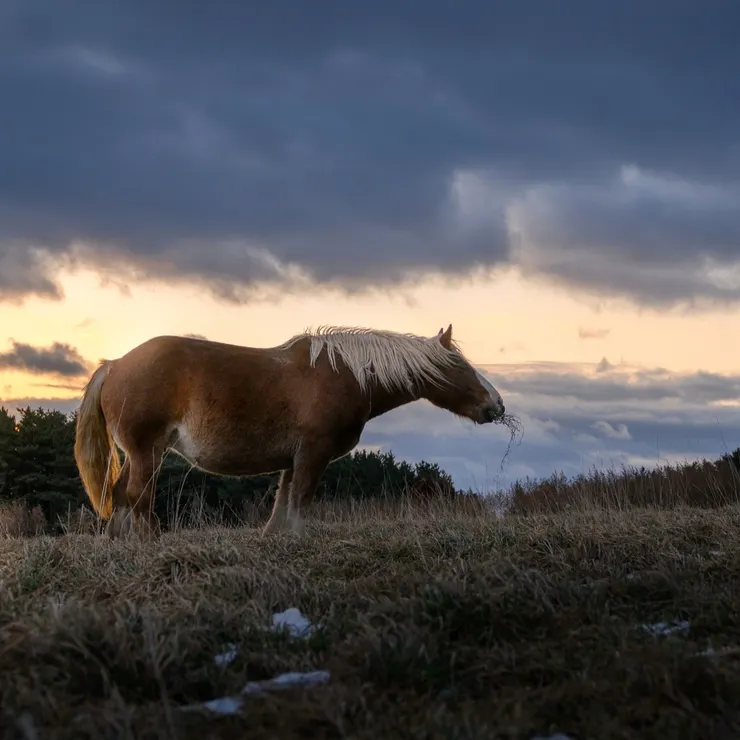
[{"x1": 2, "y1": 0, "x2": 739, "y2": 491}]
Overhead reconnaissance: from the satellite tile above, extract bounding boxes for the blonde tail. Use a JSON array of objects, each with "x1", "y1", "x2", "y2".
[{"x1": 74, "y1": 361, "x2": 120, "y2": 520}]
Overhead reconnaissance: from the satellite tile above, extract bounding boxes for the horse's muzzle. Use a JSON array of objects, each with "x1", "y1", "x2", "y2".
[{"x1": 478, "y1": 401, "x2": 505, "y2": 424}]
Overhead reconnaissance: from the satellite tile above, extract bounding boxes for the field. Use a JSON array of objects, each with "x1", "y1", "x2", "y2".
[{"x1": 2, "y1": 484, "x2": 740, "y2": 740}]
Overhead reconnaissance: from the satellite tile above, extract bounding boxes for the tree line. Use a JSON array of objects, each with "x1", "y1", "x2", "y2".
[{"x1": 0, "y1": 406, "x2": 459, "y2": 532}]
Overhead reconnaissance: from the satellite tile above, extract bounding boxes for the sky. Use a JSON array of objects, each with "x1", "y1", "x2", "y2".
[{"x1": 1, "y1": 0, "x2": 740, "y2": 492}]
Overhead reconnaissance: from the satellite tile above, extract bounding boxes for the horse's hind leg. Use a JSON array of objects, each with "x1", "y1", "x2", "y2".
[
  {"x1": 105, "y1": 457, "x2": 131, "y2": 538},
  {"x1": 261, "y1": 469, "x2": 293, "y2": 536},
  {"x1": 124, "y1": 447, "x2": 164, "y2": 540}
]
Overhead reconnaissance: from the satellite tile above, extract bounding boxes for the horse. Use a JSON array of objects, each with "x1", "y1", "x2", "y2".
[{"x1": 73, "y1": 324, "x2": 506, "y2": 538}]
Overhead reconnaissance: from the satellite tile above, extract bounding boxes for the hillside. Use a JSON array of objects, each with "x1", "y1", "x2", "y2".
[{"x1": 1, "y1": 497, "x2": 740, "y2": 739}]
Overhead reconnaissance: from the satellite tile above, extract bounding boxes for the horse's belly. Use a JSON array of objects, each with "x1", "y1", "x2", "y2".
[
  {"x1": 200, "y1": 453, "x2": 293, "y2": 476},
  {"x1": 170, "y1": 425, "x2": 293, "y2": 476}
]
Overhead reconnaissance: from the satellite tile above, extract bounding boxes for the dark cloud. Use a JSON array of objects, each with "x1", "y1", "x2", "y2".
[
  {"x1": 30, "y1": 382, "x2": 85, "y2": 391},
  {"x1": 0, "y1": 246, "x2": 62, "y2": 302},
  {"x1": 0, "y1": 341, "x2": 90, "y2": 377},
  {"x1": 0, "y1": 1, "x2": 738, "y2": 304},
  {"x1": 509, "y1": 167, "x2": 740, "y2": 305},
  {"x1": 579, "y1": 327, "x2": 610, "y2": 340},
  {"x1": 591, "y1": 421, "x2": 631, "y2": 441},
  {"x1": 484, "y1": 363, "x2": 740, "y2": 407}
]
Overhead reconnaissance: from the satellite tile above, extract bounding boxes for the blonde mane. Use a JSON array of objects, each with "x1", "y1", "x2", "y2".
[{"x1": 278, "y1": 325, "x2": 468, "y2": 395}]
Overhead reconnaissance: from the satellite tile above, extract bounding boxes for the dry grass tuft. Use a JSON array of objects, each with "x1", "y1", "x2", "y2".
[
  {"x1": 0, "y1": 502, "x2": 47, "y2": 538},
  {"x1": 1, "y1": 493, "x2": 740, "y2": 738}
]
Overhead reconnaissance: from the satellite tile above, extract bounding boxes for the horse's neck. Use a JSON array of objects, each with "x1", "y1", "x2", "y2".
[{"x1": 366, "y1": 383, "x2": 417, "y2": 420}]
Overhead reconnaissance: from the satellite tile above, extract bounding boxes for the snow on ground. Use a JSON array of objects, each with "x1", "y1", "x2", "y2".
[
  {"x1": 213, "y1": 644, "x2": 238, "y2": 667},
  {"x1": 187, "y1": 671, "x2": 332, "y2": 716},
  {"x1": 640, "y1": 619, "x2": 690, "y2": 636},
  {"x1": 192, "y1": 610, "x2": 735, "y2": 720},
  {"x1": 271, "y1": 606, "x2": 317, "y2": 638},
  {"x1": 182, "y1": 607, "x2": 328, "y2": 716}
]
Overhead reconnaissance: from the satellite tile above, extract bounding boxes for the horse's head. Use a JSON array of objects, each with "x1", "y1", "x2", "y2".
[{"x1": 423, "y1": 325, "x2": 505, "y2": 425}]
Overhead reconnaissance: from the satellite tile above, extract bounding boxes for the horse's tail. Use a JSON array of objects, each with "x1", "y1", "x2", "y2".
[{"x1": 74, "y1": 361, "x2": 120, "y2": 520}]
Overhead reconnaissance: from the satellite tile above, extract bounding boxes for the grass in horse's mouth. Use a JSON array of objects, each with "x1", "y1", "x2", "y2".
[{"x1": 497, "y1": 412, "x2": 524, "y2": 469}]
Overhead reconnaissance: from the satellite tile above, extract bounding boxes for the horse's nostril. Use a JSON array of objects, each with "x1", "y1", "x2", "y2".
[{"x1": 480, "y1": 403, "x2": 504, "y2": 423}]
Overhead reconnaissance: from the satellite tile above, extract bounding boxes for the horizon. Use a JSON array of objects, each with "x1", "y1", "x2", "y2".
[{"x1": 2, "y1": 2, "x2": 740, "y2": 491}]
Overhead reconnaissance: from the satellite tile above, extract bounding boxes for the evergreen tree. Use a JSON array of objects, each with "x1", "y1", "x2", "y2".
[
  {"x1": 0, "y1": 407, "x2": 16, "y2": 497},
  {"x1": 0, "y1": 407, "x2": 85, "y2": 524}
]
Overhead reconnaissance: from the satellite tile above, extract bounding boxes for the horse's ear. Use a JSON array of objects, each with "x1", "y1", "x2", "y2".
[{"x1": 437, "y1": 324, "x2": 453, "y2": 349}]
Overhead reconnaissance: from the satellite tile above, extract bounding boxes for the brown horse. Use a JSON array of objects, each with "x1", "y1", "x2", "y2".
[{"x1": 73, "y1": 324, "x2": 506, "y2": 538}]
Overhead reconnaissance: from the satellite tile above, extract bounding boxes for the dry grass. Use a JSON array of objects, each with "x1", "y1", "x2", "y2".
[
  {"x1": 1, "y1": 494, "x2": 740, "y2": 739},
  {"x1": 505, "y1": 457, "x2": 740, "y2": 515},
  {"x1": 0, "y1": 502, "x2": 47, "y2": 538}
]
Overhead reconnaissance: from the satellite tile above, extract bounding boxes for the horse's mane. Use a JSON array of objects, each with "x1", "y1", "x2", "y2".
[{"x1": 278, "y1": 325, "x2": 468, "y2": 394}]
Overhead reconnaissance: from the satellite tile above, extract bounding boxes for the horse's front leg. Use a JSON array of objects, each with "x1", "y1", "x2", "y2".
[{"x1": 285, "y1": 444, "x2": 332, "y2": 536}]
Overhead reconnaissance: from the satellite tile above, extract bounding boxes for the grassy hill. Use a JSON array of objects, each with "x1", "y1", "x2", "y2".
[{"x1": 1, "y1": 482, "x2": 740, "y2": 738}]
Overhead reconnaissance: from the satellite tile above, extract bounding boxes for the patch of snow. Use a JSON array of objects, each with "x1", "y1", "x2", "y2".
[
  {"x1": 189, "y1": 608, "x2": 327, "y2": 716},
  {"x1": 213, "y1": 643, "x2": 238, "y2": 667},
  {"x1": 200, "y1": 696, "x2": 244, "y2": 715},
  {"x1": 213, "y1": 607, "x2": 317, "y2": 668},
  {"x1": 14, "y1": 712, "x2": 39, "y2": 740},
  {"x1": 242, "y1": 670, "x2": 331, "y2": 695},
  {"x1": 696, "y1": 646, "x2": 719, "y2": 658},
  {"x1": 271, "y1": 607, "x2": 315, "y2": 638},
  {"x1": 694, "y1": 645, "x2": 739, "y2": 659},
  {"x1": 709, "y1": 549, "x2": 724, "y2": 556},
  {"x1": 180, "y1": 670, "x2": 331, "y2": 716},
  {"x1": 640, "y1": 620, "x2": 690, "y2": 636}
]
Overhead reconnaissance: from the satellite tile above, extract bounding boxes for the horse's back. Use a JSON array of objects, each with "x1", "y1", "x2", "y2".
[
  {"x1": 99, "y1": 336, "x2": 280, "y2": 429},
  {"x1": 102, "y1": 333, "x2": 369, "y2": 452}
]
